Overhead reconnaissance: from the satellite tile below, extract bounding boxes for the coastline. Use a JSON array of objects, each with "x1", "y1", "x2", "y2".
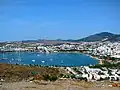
[
  {"x1": 0, "y1": 51, "x2": 101, "y2": 66},
  {"x1": 85, "y1": 54, "x2": 103, "y2": 65},
  {"x1": 57, "y1": 51, "x2": 103, "y2": 65}
]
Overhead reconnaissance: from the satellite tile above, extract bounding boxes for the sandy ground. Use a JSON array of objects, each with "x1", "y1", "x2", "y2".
[
  {"x1": 0, "y1": 64, "x2": 119, "y2": 90},
  {"x1": 0, "y1": 80, "x2": 119, "y2": 90}
]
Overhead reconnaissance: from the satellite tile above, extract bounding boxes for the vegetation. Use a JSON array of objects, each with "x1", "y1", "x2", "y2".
[
  {"x1": 89, "y1": 61, "x2": 120, "y2": 69},
  {"x1": 77, "y1": 32, "x2": 120, "y2": 42},
  {"x1": 43, "y1": 74, "x2": 58, "y2": 81},
  {"x1": 0, "y1": 64, "x2": 60, "y2": 82}
]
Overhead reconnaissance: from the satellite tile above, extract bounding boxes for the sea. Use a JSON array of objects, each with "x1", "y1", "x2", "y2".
[{"x1": 0, "y1": 52, "x2": 98, "y2": 66}]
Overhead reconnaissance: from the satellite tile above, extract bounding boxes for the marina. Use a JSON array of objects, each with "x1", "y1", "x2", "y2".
[{"x1": 0, "y1": 52, "x2": 98, "y2": 66}]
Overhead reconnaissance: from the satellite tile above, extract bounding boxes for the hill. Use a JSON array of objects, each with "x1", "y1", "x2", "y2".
[
  {"x1": 76, "y1": 32, "x2": 120, "y2": 42},
  {"x1": 16, "y1": 32, "x2": 120, "y2": 44}
]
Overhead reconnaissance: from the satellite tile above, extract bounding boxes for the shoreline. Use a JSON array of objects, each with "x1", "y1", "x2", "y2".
[
  {"x1": 0, "y1": 51, "x2": 102, "y2": 66},
  {"x1": 85, "y1": 54, "x2": 103, "y2": 65}
]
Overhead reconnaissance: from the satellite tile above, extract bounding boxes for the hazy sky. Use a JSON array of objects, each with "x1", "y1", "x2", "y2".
[{"x1": 0, "y1": 0, "x2": 120, "y2": 41}]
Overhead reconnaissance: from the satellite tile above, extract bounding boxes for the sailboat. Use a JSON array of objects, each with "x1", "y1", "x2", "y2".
[
  {"x1": 41, "y1": 60, "x2": 45, "y2": 63},
  {"x1": 60, "y1": 60, "x2": 63, "y2": 64},
  {"x1": 17, "y1": 50, "x2": 22, "y2": 61},
  {"x1": 16, "y1": 44, "x2": 22, "y2": 62},
  {"x1": 1, "y1": 52, "x2": 8, "y2": 60}
]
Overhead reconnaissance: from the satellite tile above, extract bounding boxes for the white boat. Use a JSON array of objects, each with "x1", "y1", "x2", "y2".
[
  {"x1": 17, "y1": 58, "x2": 22, "y2": 61},
  {"x1": 61, "y1": 60, "x2": 63, "y2": 64},
  {"x1": 50, "y1": 59, "x2": 53, "y2": 61},
  {"x1": 12, "y1": 58, "x2": 14, "y2": 61},
  {"x1": 41, "y1": 60, "x2": 45, "y2": 63},
  {"x1": 1, "y1": 58, "x2": 8, "y2": 60},
  {"x1": 17, "y1": 50, "x2": 22, "y2": 61},
  {"x1": 37, "y1": 54, "x2": 40, "y2": 56},
  {"x1": 32, "y1": 60, "x2": 35, "y2": 62},
  {"x1": 1, "y1": 52, "x2": 8, "y2": 60}
]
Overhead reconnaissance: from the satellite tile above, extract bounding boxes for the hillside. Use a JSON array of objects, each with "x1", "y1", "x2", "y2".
[
  {"x1": 14, "y1": 32, "x2": 120, "y2": 44},
  {"x1": 76, "y1": 32, "x2": 120, "y2": 42}
]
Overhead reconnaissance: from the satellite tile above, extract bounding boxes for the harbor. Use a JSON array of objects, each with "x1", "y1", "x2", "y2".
[{"x1": 0, "y1": 52, "x2": 98, "y2": 66}]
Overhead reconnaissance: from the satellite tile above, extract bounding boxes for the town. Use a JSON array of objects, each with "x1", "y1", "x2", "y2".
[
  {"x1": 0, "y1": 40, "x2": 120, "y2": 83},
  {"x1": 0, "y1": 40, "x2": 120, "y2": 59}
]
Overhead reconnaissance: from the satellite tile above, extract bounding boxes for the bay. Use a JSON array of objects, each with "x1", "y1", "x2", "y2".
[{"x1": 0, "y1": 52, "x2": 98, "y2": 66}]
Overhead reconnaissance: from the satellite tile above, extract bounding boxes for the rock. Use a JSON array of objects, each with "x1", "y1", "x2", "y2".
[
  {"x1": 108, "y1": 84, "x2": 112, "y2": 87},
  {"x1": 0, "y1": 82, "x2": 2, "y2": 85},
  {"x1": 0, "y1": 79, "x2": 5, "y2": 82},
  {"x1": 27, "y1": 77, "x2": 34, "y2": 81}
]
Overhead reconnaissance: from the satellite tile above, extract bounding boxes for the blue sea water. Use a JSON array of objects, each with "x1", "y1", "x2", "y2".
[{"x1": 0, "y1": 52, "x2": 98, "y2": 66}]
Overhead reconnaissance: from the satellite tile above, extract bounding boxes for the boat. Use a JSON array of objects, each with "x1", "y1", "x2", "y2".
[
  {"x1": 15, "y1": 44, "x2": 22, "y2": 62},
  {"x1": 12, "y1": 58, "x2": 14, "y2": 61},
  {"x1": 41, "y1": 60, "x2": 45, "y2": 63},
  {"x1": 32, "y1": 60, "x2": 35, "y2": 62},
  {"x1": 37, "y1": 54, "x2": 40, "y2": 56},
  {"x1": 1, "y1": 52, "x2": 8, "y2": 60},
  {"x1": 17, "y1": 58, "x2": 22, "y2": 61},
  {"x1": 61, "y1": 60, "x2": 63, "y2": 64},
  {"x1": 17, "y1": 50, "x2": 22, "y2": 61},
  {"x1": 50, "y1": 59, "x2": 53, "y2": 61},
  {"x1": 1, "y1": 58, "x2": 8, "y2": 60}
]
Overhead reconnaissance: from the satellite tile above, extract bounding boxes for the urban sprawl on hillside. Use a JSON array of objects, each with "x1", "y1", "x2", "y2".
[{"x1": 0, "y1": 41, "x2": 120, "y2": 82}]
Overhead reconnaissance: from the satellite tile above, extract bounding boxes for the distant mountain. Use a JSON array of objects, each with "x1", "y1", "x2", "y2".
[
  {"x1": 21, "y1": 39, "x2": 71, "y2": 45},
  {"x1": 76, "y1": 32, "x2": 120, "y2": 42},
  {"x1": 21, "y1": 32, "x2": 120, "y2": 43}
]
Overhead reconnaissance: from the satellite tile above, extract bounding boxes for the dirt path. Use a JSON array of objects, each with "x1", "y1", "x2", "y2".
[{"x1": 0, "y1": 80, "x2": 119, "y2": 90}]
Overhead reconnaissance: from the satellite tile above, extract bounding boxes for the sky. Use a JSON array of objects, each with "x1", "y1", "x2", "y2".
[{"x1": 0, "y1": 0, "x2": 120, "y2": 41}]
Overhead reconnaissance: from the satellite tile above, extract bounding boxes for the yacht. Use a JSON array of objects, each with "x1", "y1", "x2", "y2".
[
  {"x1": 61, "y1": 60, "x2": 63, "y2": 64},
  {"x1": 17, "y1": 50, "x2": 22, "y2": 61},
  {"x1": 37, "y1": 54, "x2": 40, "y2": 56},
  {"x1": 50, "y1": 59, "x2": 53, "y2": 61},
  {"x1": 32, "y1": 60, "x2": 35, "y2": 62},
  {"x1": 41, "y1": 60, "x2": 45, "y2": 63},
  {"x1": 1, "y1": 52, "x2": 8, "y2": 60}
]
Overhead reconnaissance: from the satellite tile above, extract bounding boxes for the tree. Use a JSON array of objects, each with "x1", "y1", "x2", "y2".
[
  {"x1": 43, "y1": 74, "x2": 50, "y2": 81},
  {"x1": 49, "y1": 76, "x2": 58, "y2": 81}
]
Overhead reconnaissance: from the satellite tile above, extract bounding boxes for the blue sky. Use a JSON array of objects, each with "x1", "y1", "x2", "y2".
[{"x1": 0, "y1": 0, "x2": 120, "y2": 41}]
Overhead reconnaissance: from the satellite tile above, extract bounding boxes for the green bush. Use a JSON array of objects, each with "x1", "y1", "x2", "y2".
[
  {"x1": 43, "y1": 74, "x2": 58, "y2": 81},
  {"x1": 49, "y1": 76, "x2": 58, "y2": 81},
  {"x1": 43, "y1": 74, "x2": 50, "y2": 81},
  {"x1": 59, "y1": 74, "x2": 64, "y2": 77}
]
